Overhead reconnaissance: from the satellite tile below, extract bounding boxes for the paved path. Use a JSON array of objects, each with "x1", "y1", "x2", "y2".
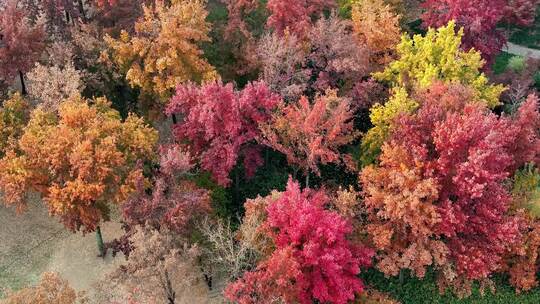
[{"x1": 505, "y1": 42, "x2": 540, "y2": 59}]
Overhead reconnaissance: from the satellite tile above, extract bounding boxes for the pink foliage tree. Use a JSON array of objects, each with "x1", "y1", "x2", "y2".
[
  {"x1": 122, "y1": 145, "x2": 211, "y2": 235},
  {"x1": 266, "y1": 0, "x2": 336, "y2": 37},
  {"x1": 421, "y1": 0, "x2": 538, "y2": 65},
  {"x1": 166, "y1": 81, "x2": 282, "y2": 186},
  {"x1": 257, "y1": 14, "x2": 370, "y2": 103},
  {"x1": 225, "y1": 179, "x2": 374, "y2": 304},
  {"x1": 108, "y1": 144, "x2": 212, "y2": 258},
  {"x1": 0, "y1": 0, "x2": 45, "y2": 94}
]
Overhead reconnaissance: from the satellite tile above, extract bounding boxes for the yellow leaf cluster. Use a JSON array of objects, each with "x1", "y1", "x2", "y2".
[
  {"x1": 0, "y1": 95, "x2": 158, "y2": 231},
  {"x1": 351, "y1": 0, "x2": 401, "y2": 65},
  {"x1": 359, "y1": 87, "x2": 417, "y2": 167},
  {"x1": 105, "y1": 0, "x2": 217, "y2": 103},
  {"x1": 374, "y1": 21, "x2": 504, "y2": 108},
  {"x1": 512, "y1": 164, "x2": 540, "y2": 218},
  {"x1": 0, "y1": 93, "x2": 30, "y2": 156}
]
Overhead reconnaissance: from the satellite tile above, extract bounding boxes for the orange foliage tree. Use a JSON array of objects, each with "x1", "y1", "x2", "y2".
[
  {"x1": 2, "y1": 272, "x2": 78, "y2": 304},
  {"x1": 0, "y1": 95, "x2": 158, "y2": 255},
  {"x1": 351, "y1": 0, "x2": 401, "y2": 66},
  {"x1": 105, "y1": 0, "x2": 217, "y2": 110}
]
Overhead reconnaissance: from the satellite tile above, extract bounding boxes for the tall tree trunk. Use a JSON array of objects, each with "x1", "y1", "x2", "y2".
[
  {"x1": 164, "y1": 270, "x2": 176, "y2": 304},
  {"x1": 18, "y1": 71, "x2": 27, "y2": 95},
  {"x1": 171, "y1": 113, "x2": 178, "y2": 124},
  {"x1": 234, "y1": 169, "x2": 240, "y2": 205},
  {"x1": 96, "y1": 225, "x2": 105, "y2": 258},
  {"x1": 77, "y1": 0, "x2": 86, "y2": 21},
  {"x1": 203, "y1": 271, "x2": 213, "y2": 290},
  {"x1": 305, "y1": 171, "x2": 310, "y2": 188}
]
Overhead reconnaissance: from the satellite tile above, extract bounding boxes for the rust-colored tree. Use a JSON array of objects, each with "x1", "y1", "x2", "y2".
[
  {"x1": 2, "y1": 272, "x2": 79, "y2": 304},
  {"x1": 351, "y1": 0, "x2": 401, "y2": 66}
]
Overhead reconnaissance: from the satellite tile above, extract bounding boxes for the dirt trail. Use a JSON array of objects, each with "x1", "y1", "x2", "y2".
[
  {"x1": 0, "y1": 198, "x2": 124, "y2": 296},
  {"x1": 0, "y1": 199, "x2": 225, "y2": 303}
]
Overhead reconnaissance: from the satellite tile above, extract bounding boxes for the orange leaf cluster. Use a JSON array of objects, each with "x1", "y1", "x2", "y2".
[
  {"x1": 105, "y1": 0, "x2": 217, "y2": 103},
  {"x1": 351, "y1": 0, "x2": 401, "y2": 65},
  {"x1": 2, "y1": 272, "x2": 78, "y2": 304},
  {"x1": 361, "y1": 143, "x2": 447, "y2": 277},
  {"x1": 0, "y1": 96, "x2": 158, "y2": 232}
]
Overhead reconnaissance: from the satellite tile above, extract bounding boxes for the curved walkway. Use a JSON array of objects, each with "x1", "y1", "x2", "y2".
[{"x1": 505, "y1": 42, "x2": 540, "y2": 59}]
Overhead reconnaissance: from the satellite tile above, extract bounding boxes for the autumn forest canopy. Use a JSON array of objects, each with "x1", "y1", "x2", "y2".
[{"x1": 0, "y1": 0, "x2": 540, "y2": 303}]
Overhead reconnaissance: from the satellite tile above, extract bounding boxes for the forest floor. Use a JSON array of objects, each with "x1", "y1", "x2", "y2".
[{"x1": 0, "y1": 197, "x2": 222, "y2": 303}]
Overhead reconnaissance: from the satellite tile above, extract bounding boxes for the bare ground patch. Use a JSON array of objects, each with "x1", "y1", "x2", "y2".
[{"x1": 0, "y1": 199, "x2": 224, "y2": 303}]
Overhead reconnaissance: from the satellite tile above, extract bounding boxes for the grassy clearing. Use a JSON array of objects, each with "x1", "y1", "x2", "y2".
[{"x1": 364, "y1": 269, "x2": 540, "y2": 304}]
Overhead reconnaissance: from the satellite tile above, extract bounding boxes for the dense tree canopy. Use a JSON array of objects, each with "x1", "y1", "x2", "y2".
[
  {"x1": 2, "y1": 1, "x2": 540, "y2": 302},
  {"x1": 259, "y1": 91, "x2": 358, "y2": 184},
  {"x1": 167, "y1": 80, "x2": 281, "y2": 186},
  {"x1": 105, "y1": 0, "x2": 217, "y2": 106},
  {"x1": 361, "y1": 82, "x2": 540, "y2": 294},
  {"x1": 422, "y1": 0, "x2": 538, "y2": 65},
  {"x1": 225, "y1": 179, "x2": 374, "y2": 304}
]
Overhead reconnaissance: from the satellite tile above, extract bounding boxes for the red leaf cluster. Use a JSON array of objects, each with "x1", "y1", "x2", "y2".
[
  {"x1": 225, "y1": 179, "x2": 374, "y2": 304},
  {"x1": 362, "y1": 83, "x2": 540, "y2": 284},
  {"x1": 266, "y1": 0, "x2": 336, "y2": 37},
  {"x1": 421, "y1": 0, "x2": 538, "y2": 65},
  {"x1": 167, "y1": 81, "x2": 281, "y2": 186}
]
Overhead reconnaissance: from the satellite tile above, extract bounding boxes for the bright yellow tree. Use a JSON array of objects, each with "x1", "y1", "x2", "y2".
[
  {"x1": 0, "y1": 95, "x2": 158, "y2": 255},
  {"x1": 374, "y1": 21, "x2": 504, "y2": 108},
  {"x1": 105, "y1": 0, "x2": 217, "y2": 105},
  {"x1": 359, "y1": 22, "x2": 505, "y2": 167},
  {"x1": 359, "y1": 87, "x2": 417, "y2": 166}
]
